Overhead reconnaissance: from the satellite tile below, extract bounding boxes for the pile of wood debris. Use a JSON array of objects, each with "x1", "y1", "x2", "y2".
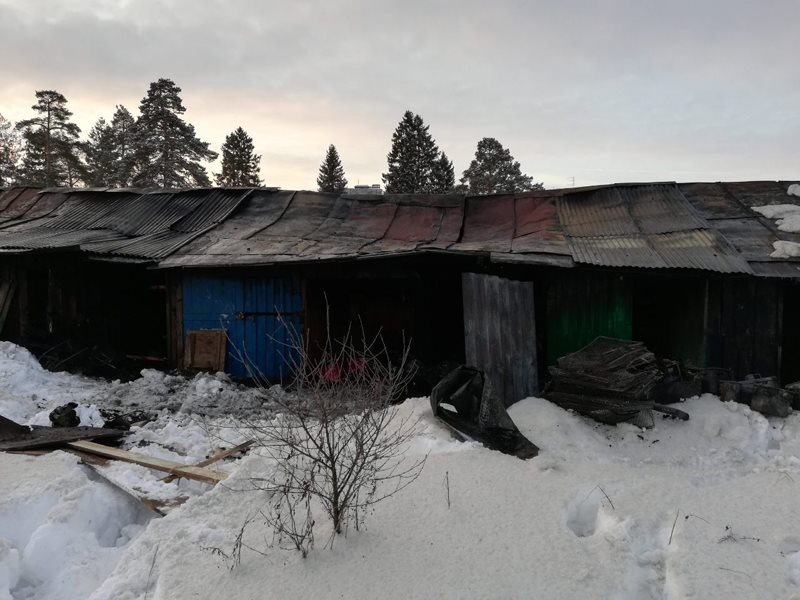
[{"x1": 0, "y1": 413, "x2": 251, "y2": 515}]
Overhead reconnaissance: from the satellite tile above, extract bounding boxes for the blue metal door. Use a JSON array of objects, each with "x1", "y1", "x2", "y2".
[{"x1": 182, "y1": 274, "x2": 302, "y2": 380}]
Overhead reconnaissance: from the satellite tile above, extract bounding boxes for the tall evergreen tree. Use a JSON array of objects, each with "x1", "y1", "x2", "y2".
[
  {"x1": 131, "y1": 78, "x2": 218, "y2": 188},
  {"x1": 431, "y1": 151, "x2": 455, "y2": 192},
  {"x1": 214, "y1": 126, "x2": 262, "y2": 186},
  {"x1": 84, "y1": 118, "x2": 117, "y2": 187},
  {"x1": 382, "y1": 110, "x2": 440, "y2": 193},
  {"x1": 0, "y1": 113, "x2": 20, "y2": 187},
  {"x1": 110, "y1": 105, "x2": 136, "y2": 187},
  {"x1": 459, "y1": 137, "x2": 542, "y2": 195},
  {"x1": 316, "y1": 144, "x2": 348, "y2": 193},
  {"x1": 15, "y1": 90, "x2": 84, "y2": 187}
]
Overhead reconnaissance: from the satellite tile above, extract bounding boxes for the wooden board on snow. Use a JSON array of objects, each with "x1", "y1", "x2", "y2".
[{"x1": 66, "y1": 440, "x2": 227, "y2": 484}]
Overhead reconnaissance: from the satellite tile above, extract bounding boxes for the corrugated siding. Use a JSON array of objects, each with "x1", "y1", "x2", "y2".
[
  {"x1": 182, "y1": 274, "x2": 302, "y2": 379},
  {"x1": 462, "y1": 273, "x2": 538, "y2": 406}
]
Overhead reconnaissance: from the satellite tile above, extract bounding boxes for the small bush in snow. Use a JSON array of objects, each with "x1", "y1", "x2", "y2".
[{"x1": 233, "y1": 318, "x2": 425, "y2": 558}]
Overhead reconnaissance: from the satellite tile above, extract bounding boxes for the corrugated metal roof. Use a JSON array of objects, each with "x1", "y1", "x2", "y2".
[
  {"x1": 0, "y1": 187, "x2": 251, "y2": 261},
  {"x1": 557, "y1": 183, "x2": 755, "y2": 273},
  {"x1": 678, "y1": 181, "x2": 800, "y2": 277},
  {"x1": 0, "y1": 182, "x2": 796, "y2": 276},
  {"x1": 171, "y1": 189, "x2": 250, "y2": 232},
  {"x1": 558, "y1": 184, "x2": 706, "y2": 237}
]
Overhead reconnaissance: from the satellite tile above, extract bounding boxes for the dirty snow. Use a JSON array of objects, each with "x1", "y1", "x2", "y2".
[{"x1": 2, "y1": 343, "x2": 800, "y2": 599}]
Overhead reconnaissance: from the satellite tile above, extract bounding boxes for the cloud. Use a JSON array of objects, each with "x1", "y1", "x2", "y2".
[{"x1": 1, "y1": 0, "x2": 798, "y2": 189}]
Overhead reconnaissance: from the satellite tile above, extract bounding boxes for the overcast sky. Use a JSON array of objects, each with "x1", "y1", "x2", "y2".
[{"x1": 1, "y1": 0, "x2": 797, "y2": 190}]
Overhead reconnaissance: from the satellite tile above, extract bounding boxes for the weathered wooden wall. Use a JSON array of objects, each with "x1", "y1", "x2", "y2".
[
  {"x1": 706, "y1": 277, "x2": 783, "y2": 380},
  {"x1": 462, "y1": 272, "x2": 538, "y2": 406}
]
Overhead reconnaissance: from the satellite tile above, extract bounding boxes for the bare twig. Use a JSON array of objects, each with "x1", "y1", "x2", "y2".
[
  {"x1": 580, "y1": 485, "x2": 615, "y2": 510},
  {"x1": 669, "y1": 509, "x2": 680, "y2": 545},
  {"x1": 718, "y1": 566, "x2": 752, "y2": 580},
  {"x1": 144, "y1": 543, "x2": 159, "y2": 600},
  {"x1": 443, "y1": 471, "x2": 451, "y2": 509}
]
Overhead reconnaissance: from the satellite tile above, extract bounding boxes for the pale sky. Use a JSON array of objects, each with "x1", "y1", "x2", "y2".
[{"x1": 1, "y1": 0, "x2": 798, "y2": 190}]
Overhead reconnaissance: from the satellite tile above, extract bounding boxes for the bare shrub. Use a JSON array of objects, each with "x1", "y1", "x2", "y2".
[{"x1": 231, "y1": 316, "x2": 426, "y2": 557}]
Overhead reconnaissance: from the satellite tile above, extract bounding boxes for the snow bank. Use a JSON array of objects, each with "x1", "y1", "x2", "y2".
[
  {"x1": 4, "y1": 343, "x2": 800, "y2": 599},
  {"x1": 89, "y1": 397, "x2": 800, "y2": 600},
  {"x1": 0, "y1": 453, "x2": 150, "y2": 600}
]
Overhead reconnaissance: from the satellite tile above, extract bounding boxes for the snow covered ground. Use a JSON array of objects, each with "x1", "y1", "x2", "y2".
[{"x1": 2, "y1": 342, "x2": 800, "y2": 599}]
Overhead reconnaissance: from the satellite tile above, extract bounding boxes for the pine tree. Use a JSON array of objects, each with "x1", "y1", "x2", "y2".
[
  {"x1": 382, "y1": 110, "x2": 441, "y2": 193},
  {"x1": 431, "y1": 151, "x2": 455, "y2": 192},
  {"x1": 316, "y1": 144, "x2": 348, "y2": 193},
  {"x1": 110, "y1": 105, "x2": 136, "y2": 187},
  {"x1": 15, "y1": 90, "x2": 84, "y2": 187},
  {"x1": 84, "y1": 118, "x2": 117, "y2": 187},
  {"x1": 214, "y1": 126, "x2": 262, "y2": 186},
  {"x1": 459, "y1": 137, "x2": 542, "y2": 195},
  {"x1": 0, "y1": 113, "x2": 21, "y2": 187},
  {"x1": 131, "y1": 78, "x2": 218, "y2": 188}
]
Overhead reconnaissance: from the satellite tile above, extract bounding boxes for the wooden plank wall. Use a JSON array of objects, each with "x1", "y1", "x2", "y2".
[
  {"x1": 462, "y1": 272, "x2": 538, "y2": 406},
  {"x1": 166, "y1": 270, "x2": 184, "y2": 369},
  {"x1": 706, "y1": 277, "x2": 782, "y2": 380}
]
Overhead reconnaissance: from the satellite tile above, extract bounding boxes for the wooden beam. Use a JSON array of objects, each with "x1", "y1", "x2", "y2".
[
  {"x1": 162, "y1": 440, "x2": 253, "y2": 483},
  {"x1": 66, "y1": 440, "x2": 227, "y2": 484}
]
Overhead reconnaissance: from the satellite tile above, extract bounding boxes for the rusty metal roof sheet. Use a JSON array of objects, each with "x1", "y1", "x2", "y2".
[{"x1": 162, "y1": 190, "x2": 572, "y2": 268}]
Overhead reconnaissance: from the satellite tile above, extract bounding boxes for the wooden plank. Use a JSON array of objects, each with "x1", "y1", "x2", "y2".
[
  {"x1": 462, "y1": 273, "x2": 538, "y2": 406},
  {"x1": 162, "y1": 440, "x2": 253, "y2": 483},
  {"x1": 66, "y1": 440, "x2": 227, "y2": 484},
  {"x1": 81, "y1": 461, "x2": 189, "y2": 516}
]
